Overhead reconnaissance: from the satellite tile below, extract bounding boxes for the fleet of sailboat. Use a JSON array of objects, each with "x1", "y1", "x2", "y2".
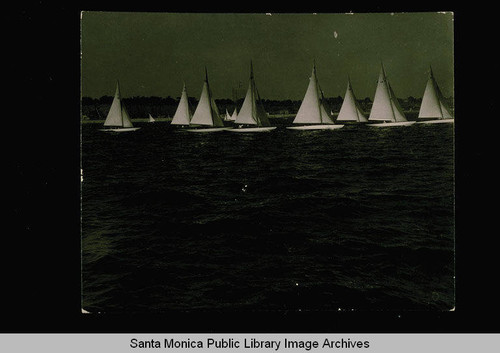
[
  {"x1": 368, "y1": 63, "x2": 415, "y2": 127},
  {"x1": 97, "y1": 63, "x2": 453, "y2": 132},
  {"x1": 99, "y1": 81, "x2": 141, "y2": 132},
  {"x1": 226, "y1": 62, "x2": 277, "y2": 132},
  {"x1": 287, "y1": 63, "x2": 344, "y2": 130},
  {"x1": 417, "y1": 66, "x2": 454, "y2": 124}
]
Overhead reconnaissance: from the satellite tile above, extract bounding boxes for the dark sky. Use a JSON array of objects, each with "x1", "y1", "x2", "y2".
[{"x1": 81, "y1": 12, "x2": 453, "y2": 101}]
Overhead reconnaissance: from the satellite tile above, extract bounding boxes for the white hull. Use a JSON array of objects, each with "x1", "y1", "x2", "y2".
[
  {"x1": 417, "y1": 119, "x2": 454, "y2": 124},
  {"x1": 99, "y1": 127, "x2": 141, "y2": 132},
  {"x1": 225, "y1": 127, "x2": 277, "y2": 132},
  {"x1": 286, "y1": 124, "x2": 344, "y2": 130},
  {"x1": 367, "y1": 121, "x2": 416, "y2": 127},
  {"x1": 185, "y1": 127, "x2": 227, "y2": 133}
]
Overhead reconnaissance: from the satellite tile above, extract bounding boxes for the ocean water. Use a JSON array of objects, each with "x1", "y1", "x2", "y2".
[{"x1": 81, "y1": 118, "x2": 454, "y2": 313}]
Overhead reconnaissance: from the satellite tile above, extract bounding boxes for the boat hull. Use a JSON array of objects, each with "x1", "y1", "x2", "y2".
[
  {"x1": 99, "y1": 127, "x2": 141, "y2": 132},
  {"x1": 225, "y1": 127, "x2": 277, "y2": 132},
  {"x1": 185, "y1": 127, "x2": 227, "y2": 133},
  {"x1": 417, "y1": 119, "x2": 454, "y2": 124},
  {"x1": 335, "y1": 120, "x2": 369, "y2": 124},
  {"x1": 367, "y1": 121, "x2": 416, "y2": 127},
  {"x1": 286, "y1": 124, "x2": 344, "y2": 130}
]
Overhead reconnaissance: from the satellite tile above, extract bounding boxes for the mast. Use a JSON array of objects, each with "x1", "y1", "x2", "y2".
[
  {"x1": 314, "y1": 61, "x2": 335, "y2": 124},
  {"x1": 429, "y1": 66, "x2": 444, "y2": 118},
  {"x1": 206, "y1": 67, "x2": 224, "y2": 127},
  {"x1": 205, "y1": 67, "x2": 214, "y2": 125},
  {"x1": 313, "y1": 61, "x2": 324, "y2": 124},
  {"x1": 117, "y1": 80, "x2": 123, "y2": 127},
  {"x1": 253, "y1": 61, "x2": 270, "y2": 127},
  {"x1": 250, "y1": 61, "x2": 255, "y2": 124},
  {"x1": 119, "y1": 80, "x2": 123, "y2": 127},
  {"x1": 430, "y1": 65, "x2": 450, "y2": 119},
  {"x1": 348, "y1": 75, "x2": 360, "y2": 122},
  {"x1": 381, "y1": 63, "x2": 396, "y2": 122},
  {"x1": 249, "y1": 60, "x2": 266, "y2": 126}
]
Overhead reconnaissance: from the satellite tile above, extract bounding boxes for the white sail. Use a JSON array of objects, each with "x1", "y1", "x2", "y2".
[
  {"x1": 436, "y1": 84, "x2": 453, "y2": 119},
  {"x1": 388, "y1": 83, "x2": 407, "y2": 122},
  {"x1": 190, "y1": 69, "x2": 224, "y2": 127},
  {"x1": 293, "y1": 64, "x2": 334, "y2": 125},
  {"x1": 419, "y1": 67, "x2": 453, "y2": 119},
  {"x1": 234, "y1": 62, "x2": 270, "y2": 127},
  {"x1": 337, "y1": 77, "x2": 368, "y2": 122},
  {"x1": 103, "y1": 81, "x2": 135, "y2": 127},
  {"x1": 103, "y1": 84, "x2": 122, "y2": 126},
  {"x1": 369, "y1": 65, "x2": 407, "y2": 122},
  {"x1": 230, "y1": 106, "x2": 238, "y2": 120},
  {"x1": 121, "y1": 104, "x2": 134, "y2": 127},
  {"x1": 171, "y1": 83, "x2": 193, "y2": 125},
  {"x1": 148, "y1": 114, "x2": 155, "y2": 122}
]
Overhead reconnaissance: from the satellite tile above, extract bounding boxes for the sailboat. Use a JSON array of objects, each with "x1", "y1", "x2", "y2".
[
  {"x1": 224, "y1": 108, "x2": 231, "y2": 121},
  {"x1": 99, "y1": 81, "x2": 141, "y2": 132},
  {"x1": 171, "y1": 83, "x2": 193, "y2": 127},
  {"x1": 228, "y1": 106, "x2": 237, "y2": 121},
  {"x1": 186, "y1": 68, "x2": 226, "y2": 132},
  {"x1": 368, "y1": 64, "x2": 415, "y2": 127},
  {"x1": 336, "y1": 76, "x2": 368, "y2": 123},
  {"x1": 417, "y1": 66, "x2": 454, "y2": 124},
  {"x1": 226, "y1": 61, "x2": 276, "y2": 132},
  {"x1": 148, "y1": 114, "x2": 155, "y2": 123},
  {"x1": 287, "y1": 63, "x2": 344, "y2": 130}
]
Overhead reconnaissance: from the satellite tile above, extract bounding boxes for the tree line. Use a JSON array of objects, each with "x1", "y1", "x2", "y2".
[{"x1": 81, "y1": 95, "x2": 441, "y2": 120}]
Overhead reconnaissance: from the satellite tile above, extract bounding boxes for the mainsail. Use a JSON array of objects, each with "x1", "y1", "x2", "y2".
[
  {"x1": 234, "y1": 61, "x2": 270, "y2": 127},
  {"x1": 190, "y1": 68, "x2": 224, "y2": 127},
  {"x1": 337, "y1": 76, "x2": 368, "y2": 122},
  {"x1": 293, "y1": 64, "x2": 334, "y2": 125},
  {"x1": 418, "y1": 66, "x2": 453, "y2": 119},
  {"x1": 103, "y1": 81, "x2": 134, "y2": 128},
  {"x1": 368, "y1": 64, "x2": 407, "y2": 122},
  {"x1": 148, "y1": 114, "x2": 155, "y2": 122},
  {"x1": 171, "y1": 83, "x2": 193, "y2": 125}
]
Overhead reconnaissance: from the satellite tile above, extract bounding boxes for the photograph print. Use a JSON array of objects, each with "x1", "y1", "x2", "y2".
[{"x1": 80, "y1": 12, "x2": 454, "y2": 314}]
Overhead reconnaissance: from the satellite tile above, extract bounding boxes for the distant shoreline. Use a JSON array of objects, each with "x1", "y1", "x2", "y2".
[
  {"x1": 81, "y1": 111, "x2": 426, "y2": 124},
  {"x1": 81, "y1": 114, "x2": 299, "y2": 123}
]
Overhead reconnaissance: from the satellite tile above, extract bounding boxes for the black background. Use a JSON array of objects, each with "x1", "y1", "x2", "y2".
[{"x1": 5, "y1": 1, "x2": 499, "y2": 334}]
